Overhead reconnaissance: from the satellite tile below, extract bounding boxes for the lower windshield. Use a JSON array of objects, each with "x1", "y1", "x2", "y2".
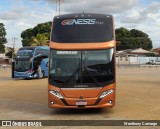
[
  {"x1": 49, "y1": 48, "x2": 115, "y2": 88},
  {"x1": 15, "y1": 60, "x2": 31, "y2": 72}
]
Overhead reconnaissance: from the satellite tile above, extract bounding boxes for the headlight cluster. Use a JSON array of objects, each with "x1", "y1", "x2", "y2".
[
  {"x1": 49, "y1": 90, "x2": 63, "y2": 99},
  {"x1": 99, "y1": 89, "x2": 114, "y2": 98}
]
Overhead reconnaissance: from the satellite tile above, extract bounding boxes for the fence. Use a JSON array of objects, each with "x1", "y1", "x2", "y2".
[
  {"x1": 0, "y1": 64, "x2": 11, "y2": 69},
  {"x1": 116, "y1": 56, "x2": 160, "y2": 68}
]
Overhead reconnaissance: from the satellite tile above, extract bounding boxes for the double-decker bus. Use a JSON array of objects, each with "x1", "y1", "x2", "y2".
[
  {"x1": 14, "y1": 46, "x2": 49, "y2": 79},
  {"x1": 48, "y1": 13, "x2": 116, "y2": 108}
]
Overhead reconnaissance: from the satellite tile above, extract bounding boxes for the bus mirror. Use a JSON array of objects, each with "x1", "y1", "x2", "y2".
[{"x1": 30, "y1": 54, "x2": 42, "y2": 62}]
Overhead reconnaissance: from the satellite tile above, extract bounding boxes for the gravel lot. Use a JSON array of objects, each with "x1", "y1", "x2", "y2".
[{"x1": 0, "y1": 68, "x2": 160, "y2": 129}]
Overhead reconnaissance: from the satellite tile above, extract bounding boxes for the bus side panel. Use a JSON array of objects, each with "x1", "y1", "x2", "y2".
[{"x1": 40, "y1": 59, "x2": 49, "y2": 77}]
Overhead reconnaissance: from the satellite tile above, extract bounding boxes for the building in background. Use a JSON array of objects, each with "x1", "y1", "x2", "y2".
[
  {"x1": 0, "y1": 47, "x2": 19, "y2": 64},
  {"x1": 152, "y1": 47, "x2": 160, "y2": 55},
  {"x1": 0, "y1": 53, "x2": 9, "y2": 64},
  {"x1": 116, "y1": 48, "x2": 157, "y2": 66}
]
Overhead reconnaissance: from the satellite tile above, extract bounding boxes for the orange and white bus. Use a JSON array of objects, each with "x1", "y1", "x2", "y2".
[{"x1": 48, "y1": 13, "x2": 116, "y2": 108}]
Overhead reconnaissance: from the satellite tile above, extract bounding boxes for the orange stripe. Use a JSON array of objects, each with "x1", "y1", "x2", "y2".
[{"x1": 49, "y1": 41, "x2": 116, "y2": 50}]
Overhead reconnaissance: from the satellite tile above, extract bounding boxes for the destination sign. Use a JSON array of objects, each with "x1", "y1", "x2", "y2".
[{"x1": 57, "y1": 51, "x2": 77, "y2": 55}]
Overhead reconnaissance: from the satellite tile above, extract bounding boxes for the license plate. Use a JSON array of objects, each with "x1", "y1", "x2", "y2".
[{"x1": 75, "y1": 100, "x2": 87, "y2": 105}]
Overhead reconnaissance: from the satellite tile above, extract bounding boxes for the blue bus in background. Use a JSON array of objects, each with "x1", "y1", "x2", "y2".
[{"x1": 14, "y1": 46, "x2": 49, "y2": 79}]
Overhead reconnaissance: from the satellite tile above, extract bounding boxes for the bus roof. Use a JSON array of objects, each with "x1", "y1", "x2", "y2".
[
  {"x1": 19, "y1": 46, "x2": 49, "y2": 50},
  {"x1": 54, "y1": 13, "x2": 112, "y2": 19}
]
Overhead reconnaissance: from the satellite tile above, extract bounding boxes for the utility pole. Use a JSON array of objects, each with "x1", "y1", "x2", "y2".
[
  {"x1": 12, "y1": 37, "x2": 18, "y2": 62},
  {"x1": 11, "y1": 37, "x2": 17, "y2": 78}
]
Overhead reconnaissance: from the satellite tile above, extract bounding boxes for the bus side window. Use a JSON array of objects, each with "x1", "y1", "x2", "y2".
[
  {"x1": 35, "y1": 49, "x2": 49, "y2": 56},
  {"x1": 35, "y1": 49, "x2": 41, "y2": 56}
]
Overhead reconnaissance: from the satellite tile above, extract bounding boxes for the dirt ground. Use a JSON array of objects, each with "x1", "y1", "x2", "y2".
[{"x1": 0, "y1": 67, "x2": 160, "y2": 129}]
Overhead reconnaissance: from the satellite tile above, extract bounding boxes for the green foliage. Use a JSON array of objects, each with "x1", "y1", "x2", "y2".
[
  {"x1": 116, "y1": 28, "x2": 153, "y2": 51},
  {"x1": 22, "y1": 38, "x2": 32, "y2": 46},
  {"x1": 146, "y1": 53, "x2": 158, "y2": 57},
  {"x1": 21, "y1": 22, "x2": 52, "y2": 46},
  {"x1": 0, "y1": 23, "x2": 7, "y2": 53},
  {"x1": 0, "y1": 44, "x2": 5, "y2": 53},
  {"x1": 31, "y1": 33, "x2": 48, "y2": 46},
  {"x1": 116, "y1": 27, "x2": 130, "y2": 39},
  {"x1": 5, "y1": 47, "x2": 15, "y2": 58},
  {"x1": 32, "y1": 22, "x2": 51, "y2": 39},
  {"x1": 130, "y1": 29, "x2": 148, "y2": 37}
]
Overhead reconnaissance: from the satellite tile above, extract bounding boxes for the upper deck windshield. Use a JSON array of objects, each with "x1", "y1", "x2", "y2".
[
  {"x1": 49, "y1": 48, "x2": 115, "y2": 88},
  {"x1": 17, "y1": 49, "x2": 33, "y2": 57},
  {"x1": 52, "y1": 14, "x2": 113, "y2": 43}
]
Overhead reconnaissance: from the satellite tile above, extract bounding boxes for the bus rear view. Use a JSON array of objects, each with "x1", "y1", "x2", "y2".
[{"x1": 49, "y1": 13, "x2": 116, "y2": 108}]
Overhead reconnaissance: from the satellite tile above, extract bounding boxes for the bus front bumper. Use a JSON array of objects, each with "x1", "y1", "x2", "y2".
[
  {"x1": 14, "y1": 71, "x2": 38, "y2": 79},
  {"x1": 48, "y1": 94, "x2": 115, "y2": 109},
  {"x1": 49, "y1": 103, "x2": 113, "y2": 109}
]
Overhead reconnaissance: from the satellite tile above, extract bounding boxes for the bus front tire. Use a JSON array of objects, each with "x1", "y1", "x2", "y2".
[{"x1": 41, "y1": 71, "x2": 44, "y2": 78}]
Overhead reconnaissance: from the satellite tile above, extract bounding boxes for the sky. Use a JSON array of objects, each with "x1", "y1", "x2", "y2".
[{"x1": 0, "y1": 0, "x2": 160, "y2": 48}]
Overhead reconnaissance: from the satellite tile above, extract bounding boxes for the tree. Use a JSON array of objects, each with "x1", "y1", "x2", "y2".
[
  {"x1": 116, "y1": 27, "x2": 130, "y2": 39},
  {"x1": 21, "y1": 22, "x2": 52, "y2": 46},
  {"x1": 130, "y1": 29, "x2": 148, "y2": 37},
  {"x1": 21, "y1": 28, "x2": 33, "y2": 46},
  {"x1": 31, "y1": 34, "x2": 48, "y2": 46},
  {"x1": 32, "y1": 22, "x2": 51, "y2": 39},
  {"x1": 5, "y1": 47, "x2": 15, "y2": 58},
  {"x1": 0, "y1": 23, "x2": 7, "y2": 53},
  {"x1": 116, "y1": 28, "x2": 153, "y2": 51}
]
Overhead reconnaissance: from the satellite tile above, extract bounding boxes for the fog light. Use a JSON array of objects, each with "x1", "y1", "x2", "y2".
[
  {"x1": 109, "y1": 100, "x2": 112, "y2": 104},
  {"x1": 50, "y1": 101, "x2": 54, "y2": 104}
]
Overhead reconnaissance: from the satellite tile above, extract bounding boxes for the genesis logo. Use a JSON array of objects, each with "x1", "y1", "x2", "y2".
[{"x1": 61, "y1": 19, "x2": 96, "y2": 25}]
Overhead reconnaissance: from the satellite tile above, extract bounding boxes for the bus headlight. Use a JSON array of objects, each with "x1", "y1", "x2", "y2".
[
  {"x1": 49, "y1": 90, "x2": 63, "y2": 99},
  {"x1": 99, "y1": 89, "x2": 114, "y2": 99}
]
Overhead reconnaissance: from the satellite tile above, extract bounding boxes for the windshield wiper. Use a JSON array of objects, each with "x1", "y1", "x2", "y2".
[
  {"x1": 83, "y1": 57, "x2": 101, "y2": 86},
  {"x1": 84, "y1": 66, "x2": 101, "y2": 87},
  {"x1": 63, "y1": 67, "x2": 80, "y2": 86}
]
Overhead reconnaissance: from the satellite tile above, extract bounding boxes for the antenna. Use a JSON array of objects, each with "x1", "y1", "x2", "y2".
[{"x1": 56, "y1": 0, "x2": 64, "y2": 15}]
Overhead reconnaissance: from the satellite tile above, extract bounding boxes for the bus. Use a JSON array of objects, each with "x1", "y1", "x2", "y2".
[
  {"x1": 48, "y1": 13, "x2": 116, "y2": 108},
  {"x1": 14, "y1": 46, "x2": 49, "y2": 79}
]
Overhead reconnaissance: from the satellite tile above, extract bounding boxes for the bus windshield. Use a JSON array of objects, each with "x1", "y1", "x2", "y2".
[
  {"x1": 17, "y1": 49, "x2": 33, "y2": 57},
  {"x1": 15, "y1": 60, "x2": 31, "y2": 72},
  {"x1": 49, "y1": 48, "x2": 114, "y2": 88}
]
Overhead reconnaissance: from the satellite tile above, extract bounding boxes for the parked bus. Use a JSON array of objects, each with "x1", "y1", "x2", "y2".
[
  {"x1": 14, "y1": 46, "x2": 49, "y2": 79},
  {"x1": 48, "y1": 13, "x2": 116, "y2": 108}
]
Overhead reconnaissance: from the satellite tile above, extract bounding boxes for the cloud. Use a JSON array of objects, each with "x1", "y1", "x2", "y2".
[
  {"x1": 61, "y1": 0, "x2": 139, "y2": 14},
  {"x1": 0, "y1": 1, "x2": 55, "y2": 48},
  {"x1": 0, "y1": 7, "x2": 27, "y2": 20},
  {"x1": 120, "y1": 1, "x2": 160, "y2": 24},
  {"x1": 116, "y1": 1, "x2": 160, "y2": 48},
  {"x1": 26, "y1": 0, "x2": 138, "y2": 14},
  {"x1": 1, "y1": 0, "x2": 160, "y2": 48}
]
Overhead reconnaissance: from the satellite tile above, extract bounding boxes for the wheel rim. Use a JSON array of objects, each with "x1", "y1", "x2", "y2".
[{"x1": 41, "y1": 71, "x2": 44, "y2": 78}]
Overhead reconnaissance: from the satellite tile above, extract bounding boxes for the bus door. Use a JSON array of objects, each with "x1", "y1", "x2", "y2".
[
  {"x1": 40, "y1": 58, "x2": 49, "y2": 77},
  {"x1": 33, "y1": 56, "x2": 48, "y2": 78}
]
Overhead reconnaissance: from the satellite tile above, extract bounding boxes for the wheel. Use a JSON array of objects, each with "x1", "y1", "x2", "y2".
[{"x1": 40, "y1": 71, "x2": 44, "y2": 78}]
